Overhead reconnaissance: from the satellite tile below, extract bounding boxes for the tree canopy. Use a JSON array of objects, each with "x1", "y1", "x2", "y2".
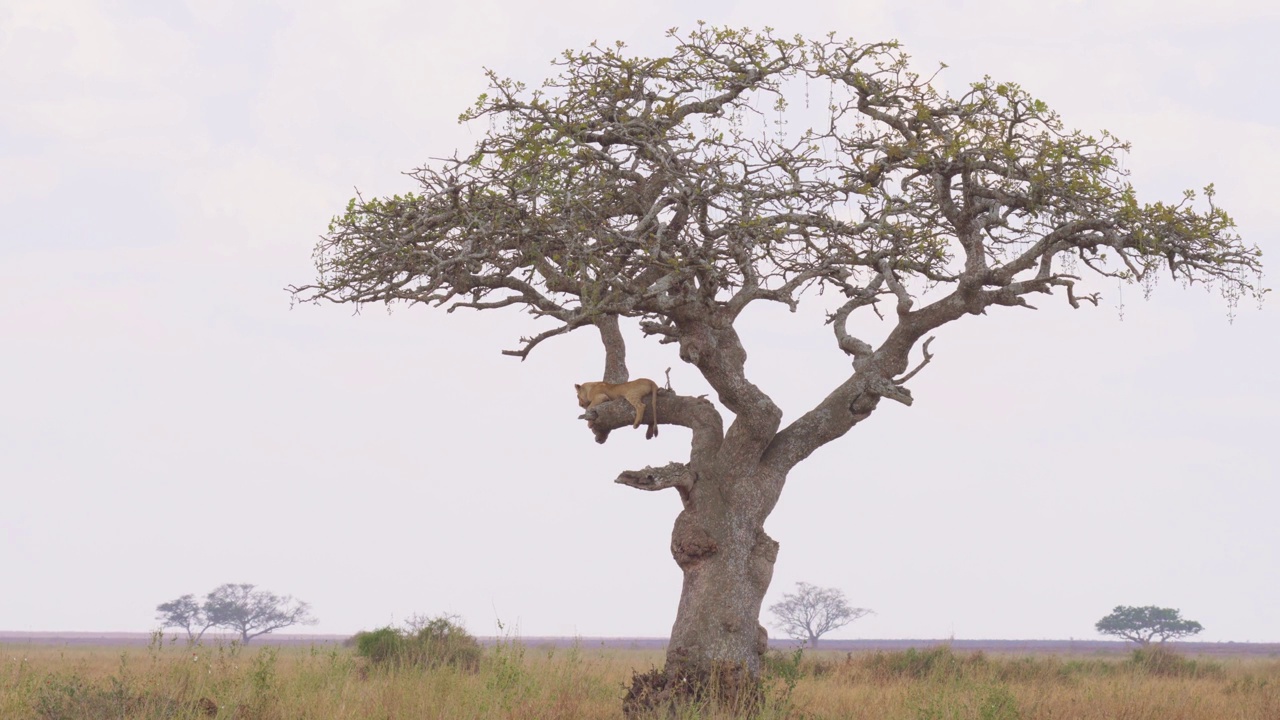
[
  {"x1": 1095, "y1": 605, "x2": 1204, "y2": 645},
  {"x1": 296, "y1": 26, "x2": 1263, "y2": 372}
]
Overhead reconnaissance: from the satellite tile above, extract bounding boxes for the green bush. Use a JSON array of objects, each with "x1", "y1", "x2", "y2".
[
  {"x1": 351, "y1": 627, "x2": 405, "y2": 666},
  {"x1": 351, "y1": 614, "x2": 482, "y2": 671},
  {"x1": 1130, "y1": 645, "x2": 1222, "y2": 678}
]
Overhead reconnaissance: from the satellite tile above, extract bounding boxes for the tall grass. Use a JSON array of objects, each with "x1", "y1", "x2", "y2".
[{"x1": 2, "y1": 639, "x2": 1278, "y2": 719}]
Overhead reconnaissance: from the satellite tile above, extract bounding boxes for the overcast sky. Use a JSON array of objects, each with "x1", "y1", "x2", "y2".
[{"x1": 2, "y1": 0, "x2": 1277, "y2": 644}]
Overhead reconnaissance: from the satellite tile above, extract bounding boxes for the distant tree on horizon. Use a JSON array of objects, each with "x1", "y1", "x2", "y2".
[
  {"x1": 769, "y1": 582, "x2": 871, "y2": 648},
  {"x1": 1095, "y1": 605, "x2": 1203, "y2": 645},
  {"x1": 156, "y1": 583, "x2": 316, "y2": 644},
  {"x1": 155, "y1": 594, "x2": 215, "y2": 644}
]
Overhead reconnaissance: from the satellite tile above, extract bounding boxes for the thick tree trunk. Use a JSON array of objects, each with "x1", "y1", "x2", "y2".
[
  {"x1": 666, "y1": 507, "x2": 778, "y2": 678},
  {"x1": 623, "y1": 465, "x2": 783, "y2": 715}
]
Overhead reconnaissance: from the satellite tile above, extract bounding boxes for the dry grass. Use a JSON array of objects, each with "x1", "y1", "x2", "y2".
[{"x1": 2, "y1": 639, "x2": 1278, "y2": 719}]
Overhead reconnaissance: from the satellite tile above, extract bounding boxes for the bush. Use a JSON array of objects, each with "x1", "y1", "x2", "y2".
[
  {"x1": 351, "y1": 627, "x2": 405, "y2": 666},
  {"x1": 1130, "y1": 646, "x2": 1222, "y2": 678},
  {"x1": 761, "y1": 648, "x2": 805, "y2": 685},
  {"x1": 351, "y1": 614, "x2": 482, "y2": 671}
]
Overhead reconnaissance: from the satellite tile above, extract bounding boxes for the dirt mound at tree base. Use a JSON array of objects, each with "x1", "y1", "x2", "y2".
[{"x1": 623, "y1": 663, "x2": 763, "y2": 718}]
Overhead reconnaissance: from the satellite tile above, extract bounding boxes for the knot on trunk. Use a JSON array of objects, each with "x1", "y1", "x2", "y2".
[
  {"x1": 671, "y1": 512, "x2": 718, "y2": 568},
  {"x1": 751, "y1": 531, "x2": 779, "y2": 563},
  {"x1": 749, "y1": 530, "x2": 780, "y2": 587}
]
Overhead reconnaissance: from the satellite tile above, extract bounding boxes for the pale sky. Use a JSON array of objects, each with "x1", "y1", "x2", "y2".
[{"x1": 2, "y1": 0, "x2": 1277, "y2": 644}]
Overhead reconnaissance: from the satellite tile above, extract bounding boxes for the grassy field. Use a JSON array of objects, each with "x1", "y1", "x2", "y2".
[{"x1": 3, "y1": 637, "x2": 1279, "y2": 719}]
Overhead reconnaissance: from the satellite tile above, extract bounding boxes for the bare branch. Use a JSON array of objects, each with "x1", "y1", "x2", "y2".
[
  {"x1": 501, "y1": 321, "x2": 586, "y2": 360},
  {"x1": 878, "y1": 259, "x2": 914, "y2": 317},
  {"x1": 828, "y1": 275, "x2": 885, "y2": 359},
  {"x1": 893, "y1": 336, "x2": 936, "y2": 386}
]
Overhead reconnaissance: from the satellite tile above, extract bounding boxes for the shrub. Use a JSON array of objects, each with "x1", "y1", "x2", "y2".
[
  {"x1": 351, "y1": 627, "x2": 405, "y2": 666},
  {"x1": 1130, "y1": 645, "x2": 1222, "y2": 678},
  {"x1": 761, "y1": 648, "x2": 805, "y2": 685},
  {"x1": 350, "y1": 614, "x2": 482, "y2": 671}
]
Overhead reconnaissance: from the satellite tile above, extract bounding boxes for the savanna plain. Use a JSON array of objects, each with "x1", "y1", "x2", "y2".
[{"x1": 3, "y1": 636, "x2": 1279, "y2": 720}]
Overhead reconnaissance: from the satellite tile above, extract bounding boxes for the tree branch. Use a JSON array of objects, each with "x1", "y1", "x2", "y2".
[
  {"x1": 615, "y1": 462, "x2": 697, "y2": 503},
  {"x1": 893, "y1": 336, "x2": 936, "y2": 385},
  {"x1": 580, "y1": 390, "x2": 724, "y2": 459},
  {"x1": 595, "y1": 314, "x2": 630, "y2": 383}
]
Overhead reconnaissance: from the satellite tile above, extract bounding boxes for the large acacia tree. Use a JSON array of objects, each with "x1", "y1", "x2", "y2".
[{"x1": 292, "y1": 26, "x2": 1262, "y2": 703}]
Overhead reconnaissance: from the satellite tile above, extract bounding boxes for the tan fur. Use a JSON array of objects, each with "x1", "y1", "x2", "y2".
[{"x1": 575, "y1": 379, "x2": 659, "y2": 439}]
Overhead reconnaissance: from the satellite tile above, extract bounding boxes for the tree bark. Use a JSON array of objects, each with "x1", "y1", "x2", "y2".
[
  {"x1": 659, "y1": 462, "x2": 785, "y2": 704},
  {"x1": 667, "y1": 507, "x2": 777, "y2": 677}
]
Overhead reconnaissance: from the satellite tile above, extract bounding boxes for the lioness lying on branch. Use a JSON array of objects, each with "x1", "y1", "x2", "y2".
[{"x1": 575, "y1": 379, "x2": 659, "y2": 439}]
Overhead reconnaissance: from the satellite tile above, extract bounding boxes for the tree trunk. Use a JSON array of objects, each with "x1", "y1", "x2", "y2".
[
  {"x1": 666, "y1": 508, "x2": 778, "y2": 677},
  {"x1": 625, "y1": 466, "x2": 782, "y2": 715}
]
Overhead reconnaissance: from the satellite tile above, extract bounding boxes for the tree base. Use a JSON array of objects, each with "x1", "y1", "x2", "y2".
[{"x1": 622, "y1": 663, "x2": 762, "y2": 718}]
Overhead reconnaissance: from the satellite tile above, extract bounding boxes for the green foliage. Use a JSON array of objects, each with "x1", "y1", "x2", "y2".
[
  {"x1": 350, "y1": 614, "x2": 482, "y2": 672},
  {"x1": 761, "y1": 647, "x2": 806, "y2": 692},
  {"x1": 248, "y1": 647, "x2": 277, "y2": 695},
  {"x1": 1130, "y1": 645, "x2": 1222, "y2": 678},
  {"x1": 351, "y1": 626, "x2": 404, "y2": 665},
  {"x1": 1096, "y1": 605, "x2": 1204, "y2": 645},
  {"x1": 481, "y1": 634, "x2": 532, "y2": 712},
  {"x1": 976, "y1": 685, "x2": 1022, "y2": 720},
  {"x1": 296, "y1": 25, "x2": 1265, "y2": 336}
]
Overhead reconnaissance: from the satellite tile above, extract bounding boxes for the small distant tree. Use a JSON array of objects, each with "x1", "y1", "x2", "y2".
[
  {"x1": 204, "y1": 583, "x2": 317, "y2": 644},
  {"x1": 155, "y1": 594, "x2": 215, "y2": 644},
  {"x1": 769, "y1": 582, "x2": 871, "y2": 648},
  {"x1": 1095, "y1": 605, "x2": 1203, "y2": 645}
]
